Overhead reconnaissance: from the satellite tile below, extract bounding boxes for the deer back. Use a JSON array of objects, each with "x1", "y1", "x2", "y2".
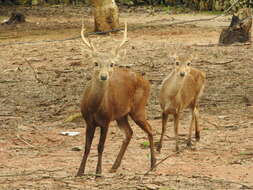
[{"x1": 178, "y1": 67, "x2": 206, "y2": 109}]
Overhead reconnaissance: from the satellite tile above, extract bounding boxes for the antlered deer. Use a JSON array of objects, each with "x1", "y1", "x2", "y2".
[
  {"x1": 76, "y1": 22, "x2": 156, "y2": 177},
  {"x1": 156, "y1": 54, "x2": 206, "y2": 152}
]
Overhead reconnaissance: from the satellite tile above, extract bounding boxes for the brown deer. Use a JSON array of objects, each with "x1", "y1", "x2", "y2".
[
  {"x1": 156, "y1": 54, "x2": 206, "y2": 152},
  {"x1": 76, "y1": 22, "x2": 156, "y2": 177}
]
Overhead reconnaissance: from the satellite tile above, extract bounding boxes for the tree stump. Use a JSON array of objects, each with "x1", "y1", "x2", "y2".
[
  {"x1": 92, "y1": 0, "x2": 119, "y2": 32},
  {"x1": 1, "y1": 12, "x2": 26, "y2": 25},
  {"x1": 219, "y1": 8, "x2": 252, "y2": 45}
]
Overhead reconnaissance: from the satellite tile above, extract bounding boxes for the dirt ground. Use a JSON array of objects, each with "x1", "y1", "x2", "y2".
[{"x1": 0, "y1": 5, "x2": 253, "y2": 190}]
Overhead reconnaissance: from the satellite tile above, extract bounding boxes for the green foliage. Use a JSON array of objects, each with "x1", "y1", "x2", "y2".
[
  {"x1": 140, "y1": 141, "x2": 150, "y2": 149},
  {"x1": 163, "y1": 5, "x2": 191, "y2": 14},
  {"x1": 200, "y1": 10, "x2": 223, "y2": 15},
  {"x1": 0, "y1": 0, "x2": 252, "y2": 11},
  {"x1": 0, "y1": 16, "x2": 6, "y2": 21},
  {"x1": 239, "y1": 151, "x2": 253, "y2": 156}
]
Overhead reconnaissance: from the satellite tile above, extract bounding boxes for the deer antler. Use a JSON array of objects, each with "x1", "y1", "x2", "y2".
[
  {"x1": 115, "y1": 21, "x2": 128, "y2": 55},
  {"x1": 81, "y1": 19, "x2": 96, "y2": 51}
]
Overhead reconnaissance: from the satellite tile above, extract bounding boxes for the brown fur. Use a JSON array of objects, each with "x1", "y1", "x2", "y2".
[
  {"x1": 76, "y1": 67, "x2": 156, "y2": 176},
  {"x1": 156, "y1": 55, "x2": 206, "y2": 152}
]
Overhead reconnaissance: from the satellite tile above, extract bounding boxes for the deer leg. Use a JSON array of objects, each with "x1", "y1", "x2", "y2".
[
  {"x1": 187, "y1": 108, "x2": 195, "y2": 147},
  {"x1": 156, "y1": 112, "x2": 169, "y2": 152},
  {"x1": 76, "y1": 122, "x2": 96, "y2": 177},
  {"x1": 173, "y1": 113, "x2": 180, "y2": 152},
  {"x1": 130, "y1": 113, "x2": 156, "y2": 170},
  {"x1": 110, "y1": 116, "x2": 133, "y2": 173},
  {"x1": 96, "y1": 126, "x2": 109, "y2": 176},
  {"x1": 194, "y1": 106, "x2": 200, "y2": 141}
]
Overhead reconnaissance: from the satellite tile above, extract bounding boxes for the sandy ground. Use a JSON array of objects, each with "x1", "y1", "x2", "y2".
[{"x1": 0, "y1": 5, "x2": 253, "y2": 190}]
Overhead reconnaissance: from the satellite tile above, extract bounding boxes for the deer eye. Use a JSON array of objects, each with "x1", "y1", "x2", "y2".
[
  {"x1": 175, "y1": 61, "x2": 179, "y2": 66},
  {"x1": 94, "y1": 62, "x2": 98, "y2": 67},
  {"x1": 110, "y1": 63, "x2": 114, "y2": 67},
  {"x1": 187, "y1": 62, "x2": 191, "y2": 66}
]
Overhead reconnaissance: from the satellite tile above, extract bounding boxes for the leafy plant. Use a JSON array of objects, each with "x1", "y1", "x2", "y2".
[{"x1": 140, "y1": 141, "x2": 150, "y2": 149}]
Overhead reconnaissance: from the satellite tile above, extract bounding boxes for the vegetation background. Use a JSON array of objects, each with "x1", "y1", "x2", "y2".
[{"x1": 0, "y1": 0, "x2": 253, "y2": 11}]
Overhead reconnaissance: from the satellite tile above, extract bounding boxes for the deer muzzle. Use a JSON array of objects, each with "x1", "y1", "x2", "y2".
[
  {"x1": 180, "y1": 72, "x2": 185, "y2": 77},
  {"x1": 99, "y1": 72, "x2": 108, "y2": 81}
]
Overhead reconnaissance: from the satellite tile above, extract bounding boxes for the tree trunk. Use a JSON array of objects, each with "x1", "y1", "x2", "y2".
[{"x1": 91, "y1": 0, "x2": 119, "y2": 32}]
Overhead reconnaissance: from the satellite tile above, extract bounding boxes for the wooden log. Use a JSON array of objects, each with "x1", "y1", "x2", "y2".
[
  {"x1": 219, "y1": 8, "x2": 252, "y2": 45},
  {"x1": 1, "y1": 12, "x2": 25, "y2": 25}
]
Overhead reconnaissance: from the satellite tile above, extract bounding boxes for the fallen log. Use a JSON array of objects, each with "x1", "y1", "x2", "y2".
[
  {"x1": 1, "y1": 12, "x2": 25, "y2": 25},
  {"x1": 219, "y1": 8, "x2": 252, "y2": 45}
]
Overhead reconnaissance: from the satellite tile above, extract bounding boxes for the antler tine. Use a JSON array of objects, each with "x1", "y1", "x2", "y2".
[
  {"x1": 116, "y1": 21, "x2": 128, "y2": 53},
  {"x1": 81, "y1": 18, "x2": 95, "y2": 51}
]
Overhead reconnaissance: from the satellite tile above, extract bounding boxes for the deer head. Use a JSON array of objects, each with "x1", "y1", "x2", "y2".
[
  {"x1": 171, "y1": 54, "x2": 194, "y2": 78},
  {"x1": 81, "y1": 22, "x2": 128, "y2": 81}
]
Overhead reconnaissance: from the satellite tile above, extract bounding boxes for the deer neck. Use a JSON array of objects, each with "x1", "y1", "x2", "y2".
[
  {"x1": 87, "y1": 73, "x2": 109, "y2": 113},
  {"x1": 163, "y1": 70, "x2": 185, "y2": 98}
]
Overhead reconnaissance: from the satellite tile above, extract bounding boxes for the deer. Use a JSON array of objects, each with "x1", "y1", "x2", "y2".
[
  {"x1": 76, "y1": 22, "x2": 156, "y2": 177},
  {"x1": 156, "y1": 53, "x2": 206, "y2": 153}
]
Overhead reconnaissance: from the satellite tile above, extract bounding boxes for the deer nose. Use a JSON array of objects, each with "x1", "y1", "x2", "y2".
[
  {"x1": 100, "y1": 74, "x2": 107, "y2": 81},
  {"x1": 180, "y1": 72, "x2": 185, "y2": 77}
]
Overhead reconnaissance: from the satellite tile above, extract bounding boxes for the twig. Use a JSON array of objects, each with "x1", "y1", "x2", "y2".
[
  {"x1": 24, "y1": 58, "x2": 44, "y2": 84},
  {"x1": 199, "y1": 59, "x2": 234, "y2": 65},
  {"x1": 144, "y1": 147, "x2": 187, "y2": 175},
  {"x1": 16, "y1": 134, "x2": 36, "y2": 148},
  {"x1": 201, "y1": 117, "x2": 219, "y2": 128}
]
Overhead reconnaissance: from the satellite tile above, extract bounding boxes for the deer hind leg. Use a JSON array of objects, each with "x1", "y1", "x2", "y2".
[
  {"x1": 110, "y1": 116, "x2": 133, "y2": 173},
  {"x1": 156, "y1": 112, "x2": 169, "y2": 153},
  {"x1": 130, "y1": 112, "x2": 157, "y2": 170},
  {"x1": 194, "y1": 106, "x2": 200, "y2": 141},
  {"x1": 76, "y1": 120, "x2": 96, "y2": 177},
  {"x1": 173, "y1": 113, "x2": 180, "y2": 152},
  {"x1": 187, "y1": 107, "x2": 195, "y2": 148},
  {"x1": 96, "y1": 125, "x2": 109, "y2": 176}
]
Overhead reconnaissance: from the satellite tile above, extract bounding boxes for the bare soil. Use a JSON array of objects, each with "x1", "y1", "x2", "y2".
[{"x1": 0, "y1": 6, "x2": 253, "y2": 190}]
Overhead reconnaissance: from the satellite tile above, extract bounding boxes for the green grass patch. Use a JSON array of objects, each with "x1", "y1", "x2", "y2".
[
  {"x1": 239, "y1": 152, "x2": 253, "y2": 156},
  {"x1": 0, "y1": 16, "x2": 7, "y2": 22},
  {"x1": 140, "y1": 141, "x2": 150, "y2": 149}
]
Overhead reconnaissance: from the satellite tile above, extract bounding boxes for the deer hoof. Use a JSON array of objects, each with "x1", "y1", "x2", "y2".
[
  {"x1": 76, "y1": 172, "x2": 84, "y2": 177},
  {"x1": 109, "y1": 168, "x2": 117, "y2": 173},
  {"x1": 155, "y1": 142, "x2": 161, "y2": 152},
  {"x1": 195, "y1": 132, "x2": 200, "y2": 141},
  {"x1": 187, "y1": 140, "x2": 192, "y2": 147}
]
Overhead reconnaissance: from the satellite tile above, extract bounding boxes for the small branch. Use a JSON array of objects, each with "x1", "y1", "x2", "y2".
[
  {"x1": 24, "y1": 58, "x2": 45, "y2": 84},
  {"x1": 16, "y1": 134, "x2": 36, "y2": 148},
  {"x1": 201, "y1": 117, "x2": 219, "y2": 128},
  {"x1": 144, "y1": 147, "x2": 187, "y2": 175},
  {"x1": 199, "y1": 59, "x2": 234, "y2": 65}
]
